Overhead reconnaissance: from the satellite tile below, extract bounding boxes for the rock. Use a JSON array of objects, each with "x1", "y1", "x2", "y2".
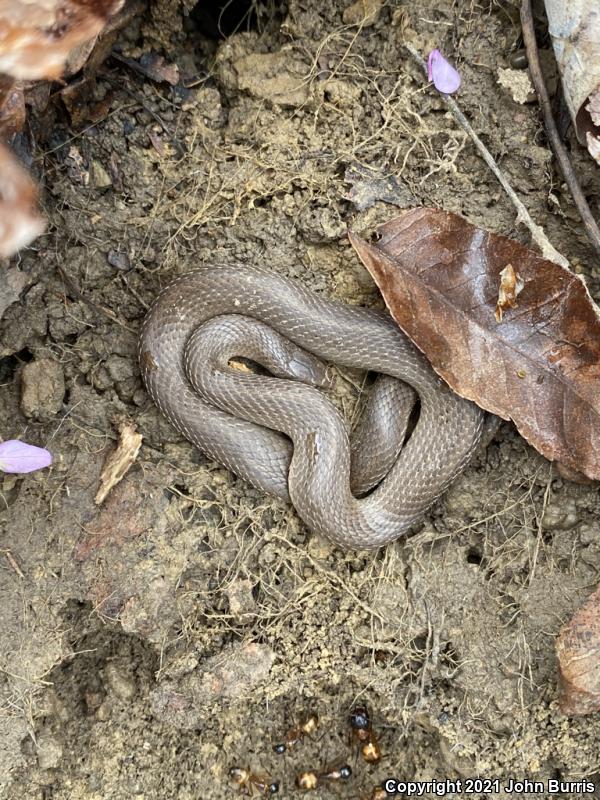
[
  {"x1": 107, "y1": 249, "x2": 130, "y2": 270},
  {"x1": 225, "y1": 579, "x2": 256, "y2": 618},
  {"x1": 557, "y1": 585, "x2": 600, "y2": 714},
  {"x1": 321, "y1": 79, "x2": 361, "y2": 108},
  {"x1": 104, "y1": 662, "x2": 136, "y2": 701},
  {"x1": 150, "y1": 643, "x2": 276, "y2": 729},
  {"x1": 95, "y1": 701, "x2": 111, "y2": 721},
  {"x1": 0, "y1": 266, "x2": 28, "y2": 321},
  {"x1": 20, "y1": 359, "x2": 65, "y2": 421},
  {"x1": 105, "y1": 354, "x2": 136, "y2": 382},
  {"x1": 541, "y1": 499, "x2": 579, "y2": 531},
  {"x1": 198, "y1": 642, "x2": 275, "y2": 700},
  {"x1": 497, "y1": 67, "x2": 535, "y2": 104},
  {"x1": 36, "y1": 729, "x2": 63, "y2": 770},
  {"x1": 580, "y1": 524, "x2": 598, "y2": 545},
  {"x1": 91, "y1": 159, "x2": 112, "y2": 189},
  {"x1": 234, "y1": 52, "x2": 311, "y2": 107}
]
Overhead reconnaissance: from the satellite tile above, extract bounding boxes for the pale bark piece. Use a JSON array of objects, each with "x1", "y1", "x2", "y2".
[
  {"x1": 557, "y1": 585, "x2": 600, "y2": 715},
  {"x1": 544, "y1": 0, "x2": 600, "y2": 163},
  {"x1": 0, "y1": 142, "x2": 45, "y2": 257},
  {"x1": 95, "y1": 422, "x2": 142, "y2": 505},
  {"x1": 349, "y1": 208, "x2": 600, "y2": 480}
]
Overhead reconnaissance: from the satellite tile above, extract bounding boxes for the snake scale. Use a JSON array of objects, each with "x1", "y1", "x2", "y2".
[{"x1": 139, "y1": 265, "x2": 484, "y2": 550}]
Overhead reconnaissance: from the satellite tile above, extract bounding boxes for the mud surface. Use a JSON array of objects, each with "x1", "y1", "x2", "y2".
[{"x1": 1, "y1": 1, "x2": 600, "y2": 798}]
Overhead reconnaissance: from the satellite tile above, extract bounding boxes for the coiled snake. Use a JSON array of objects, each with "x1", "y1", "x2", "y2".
[{"x1": 139, "y1": 266, "x2": 484, "y2": 549}]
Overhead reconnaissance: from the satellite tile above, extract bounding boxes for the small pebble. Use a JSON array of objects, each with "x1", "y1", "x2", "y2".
[
  {"x1": 225, "y1": 579, "x2": 256, "y2": 617},
  {"x1": 20, "y1": 359, "x2": 65, "y2": 421},
  {"x1": 36, "y1": 729, "x2": 63, "y2": 770},
  {"x1": 108, "y1": 249, "x2": 131, "y2": 270},
  {"x1": 509, "y1": 49, "x2": 528, "y2": 69},
  {"x1": 541, "y1": 499, "x2": 579, "y2": 531},
  {"x1": 104, "y1": 662, "x2": 136, "y2": 701},
  {"x1": 580, "y1": 525, "x2": 598, "y2": 545},
  {"x1": 95, "y1": 701, "x2": 111, "y2": 721},
  {"x1": 91, "y1": 159, "x2": 112, "y2": 189}
]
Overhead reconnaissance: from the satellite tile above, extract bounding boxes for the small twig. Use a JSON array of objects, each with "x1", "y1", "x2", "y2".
[
  {"x1": 2, "y1": 549, "x2": 25, "y2": 579},
  {"x1": 404, "y1": 42, "x2": 569, "y2": 269},
  {"x1": 520, "y1": 0, "x2": 600, "y2": 258}
]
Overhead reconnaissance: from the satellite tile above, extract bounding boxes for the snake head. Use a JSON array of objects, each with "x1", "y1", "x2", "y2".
[{"x1": 287, "y1": 356, "x2": 333, "y2": 389}]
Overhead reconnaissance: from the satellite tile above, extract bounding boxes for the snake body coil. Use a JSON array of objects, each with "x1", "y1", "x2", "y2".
[{"x1": 139, "y1": 266, "x2": 484, "y2": 550}]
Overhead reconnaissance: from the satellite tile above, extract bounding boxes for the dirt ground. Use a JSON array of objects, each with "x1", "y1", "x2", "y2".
[{"x1": 1, "y1": 0, "x2": 600, "y2": 798}]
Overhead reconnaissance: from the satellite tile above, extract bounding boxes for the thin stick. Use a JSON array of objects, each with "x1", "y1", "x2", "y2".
[
  {"x1": 521, "y1": 0, "x2": 600, "y2": 257},
  {"x1": 404, "y1": 42, "x2": 569, "y2": 269},
  {"x1": 2, "y1": 550, "x2": 25, "y2": 579}
]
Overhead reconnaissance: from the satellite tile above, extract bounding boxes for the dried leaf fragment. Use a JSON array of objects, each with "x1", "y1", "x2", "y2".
[
  {"x1": 586, "y1": 128, "x2": 600, "y2": 166},
  {"x1": 557, "y1": 585, "x2": 600, "y2": 715},
  {"x1": 350, "y1": 207, "x2": 600, "y2": 480},
  {"x1": 95, "y1": 422, "x2": 142, "y2": 505},
  {"x1": 0, "y1": 142, "x2": 45, "y2": 257},
  {"x1": 497, "y1": 67, "x2": 534, "y2": 105},
  {"x1": 0, "y1": 77, "x2": 25, "y2": 137},
  {"x1": 0, "y1": 0, "x2": 124, "y2": 80},
  {"x1": 544, "y1": 0, "x2": 600, "y2": 163},
  {"x1": 495, "y1": 264, "x2": 524, "y2": 322}
]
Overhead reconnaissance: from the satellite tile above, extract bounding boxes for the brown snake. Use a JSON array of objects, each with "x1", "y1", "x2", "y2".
[{"x1": 139, "y1": 265, "x2": 484, "y2": 550}]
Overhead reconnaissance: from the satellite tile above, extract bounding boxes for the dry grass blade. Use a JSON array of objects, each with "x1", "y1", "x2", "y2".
[{"x1": 350, "y1": 208, "x2": 600, "y2": 480}]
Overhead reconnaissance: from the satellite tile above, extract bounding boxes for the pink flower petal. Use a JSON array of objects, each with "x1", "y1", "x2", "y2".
[
  {"x1": 427, "y1": 49, "x2": 461, "y2": 94},
  {"x1": 0, "y1": 440, "x2": 52, "y2": 473}
]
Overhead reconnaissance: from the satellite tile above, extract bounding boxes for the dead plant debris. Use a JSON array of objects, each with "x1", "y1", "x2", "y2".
[
  {"x1": 0, "y1": 142, "x2": 45, "y2": 256},
  {"x1": 350, "y1": 208, "x2": 600, "y2": 480},
  {"x1": 495, "y1": 263, "x2": 524, "y2": 323},
  {"x1": 557, "y1": 585, "x2": 600, "y2": 715},
  {"x1": 0, "y1": 0, "x2": 124, "y2": 80},
  {"x1": 95, "y1": 422, "x2": 142, "y2": 505}
]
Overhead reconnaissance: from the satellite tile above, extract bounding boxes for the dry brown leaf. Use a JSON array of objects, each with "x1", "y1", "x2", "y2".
[
  {"x1": 95, "y1": 422, "x2": 142, "y2": 505},
  {"x1": 0, "y1": 142, "x2": 45, "y2": 257},
  {"x1": 0, "y1": 0, "x2": 123, "y2": 80},
  {"x1": 557, "y1": 585, "x2": 600, "y2": 715},
  {"x1": 350, "y1": 208, "x2": 600, "y2": 480}
]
